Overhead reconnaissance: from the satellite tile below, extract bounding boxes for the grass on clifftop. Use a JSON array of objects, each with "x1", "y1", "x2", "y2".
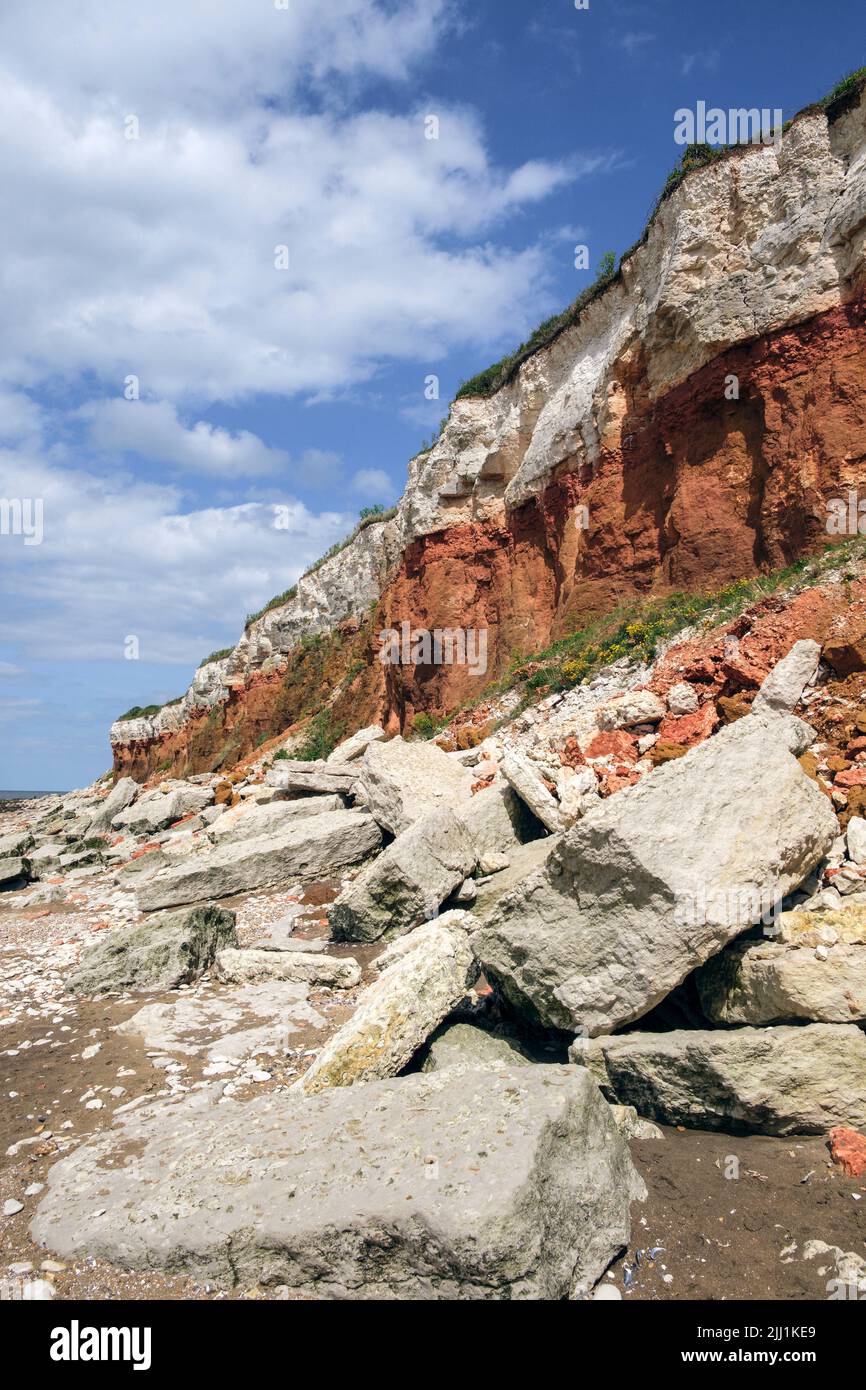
[{"x1": 116, "y1": 696, "x2": 182, "y2": 723}]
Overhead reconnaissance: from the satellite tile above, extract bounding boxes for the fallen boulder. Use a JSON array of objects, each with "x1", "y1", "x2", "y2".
[
  {"x1": 67, "y1": 906, "x2": 238, "y2": 995},
  {"x1": 500, "y1": 753, "x2": 563, "y2": 833},
  {"x1": 327, "y1": 724, "x2": 386, "y2": 763},
  {"x1": 596, "y1": 689, "x2": 665, "y2": 731},
  {"x1": 455, "y1": 784, "x2": 525, "y2": 858},
  {"x1": 113, "y1": 786, "x2": 214, "y2": 834},
  {"x1": 751, "y1": 639, "x2": 820, "y2": 718},
  {"x1": 31, "y1": 1064, "x2": 644, "y2": 1299},
  {"x1": 136, "y1": 810, "x2": 382, "y2": 911},
  {"x1": 214, "y1": 947, "x2": 361, "y2": 989},
  {"x1": 577, "y1": 1023, "x2": 866, "y2": 1134},
  {"x1": 0, "y1": 856, "x2": 31, "y2": 887},
  {"x1": 294, "y1": 914, "x2": 477, "y2": 1094},
  {"x1": 89, "y1": 775, "x2": 139, "y2": 832},
  {"x1": 265, "y1": 760, "x2": 358, "y2": 796},
  {"x1": 357, "y1": 737, "x2": 475, "y2": 836},
  {"x1": 696, "y1": 938, "x2": 866, "y2": 1024},
  {"x1": 472, "y1": 714, "x2": 837, "y2": 1034},
  {"x1": 420, "y1": 1020, "x2": 533, "y2": 1072},
  {"x1": 330, "y1": 808, "x2": 476, "y2": 942},
  {"x1": 208, "y1": 794, "x2": 343, "y2": 844},
  {"x1": 0, "y1": 830, "x2": 34, "y2": 857}
]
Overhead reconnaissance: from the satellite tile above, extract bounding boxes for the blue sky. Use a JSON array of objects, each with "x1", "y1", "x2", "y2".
[{"x1": 1, "y1": 0, "x2": 863, "y2": 791}]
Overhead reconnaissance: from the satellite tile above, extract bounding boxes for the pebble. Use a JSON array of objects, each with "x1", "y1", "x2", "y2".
[
  {"x1": 22, "y1": 1279, "x2": 55, "y2": 1300},
  {"x1": 3, "y1": 1199, "x2": 24, "y2": 1216}
]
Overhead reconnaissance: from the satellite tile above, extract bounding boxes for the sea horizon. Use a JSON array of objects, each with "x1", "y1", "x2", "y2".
[{"x1": 0, "y1": 789, "x2": 64, "y2": 800}]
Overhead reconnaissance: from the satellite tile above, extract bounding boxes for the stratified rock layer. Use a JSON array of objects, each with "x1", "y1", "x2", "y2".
[{"x1": 111, "y1": 90, "x2": 866, "y2": 781}]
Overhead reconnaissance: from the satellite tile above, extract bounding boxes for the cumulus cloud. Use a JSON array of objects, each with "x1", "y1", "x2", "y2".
[
  {"x1": 0, "y1": 0, "x2": 610, "y2": 408},
  {"x1": 84, "y1": 400, "x2": 288, "y2": 477},
  {"x1": 0, "y1": 1, "x2": 452, "y2": 116},
  {"x1": 0, "y1": 447, "x2": 355, "y2": 664}
]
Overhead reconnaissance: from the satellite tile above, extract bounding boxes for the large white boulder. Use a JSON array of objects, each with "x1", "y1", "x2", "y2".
[
  {"x1": 136, "y1": 810, "x2": 382, "y2": 911},
  {"x1": 473, "y1": 714, "x2": 838, "y2": 1034},
  {"x1": 112, "y1": 785, "x2": 214, "y2": 834},
  {"x1": 357, "y1": 737, "x2": 475, "y2": 835},
  {"x1": 208, "y1": 794, "x2": 343, "y2": 844},
  {"x1": 294, "y1": 914, "x2": 477, "y2": 1094},
  {"x1": 578, "y1": 1023, "x2": 866, "y2": 1135},
  {"x1": 696, "y1": 938, "x2": 866, "y2": 1024},
  {"x1": 751, "y1": 639, "x2": 821, "y2": 717},
  {"x1": 31, "y1": 1063, "x2": 644, "y2": 1299},
  {"x1": 500, "y1": 753, "x2": 564, "y2": 833},
  {"x1": 330, "y1": 808, "x2": 477, "y2": 942}
]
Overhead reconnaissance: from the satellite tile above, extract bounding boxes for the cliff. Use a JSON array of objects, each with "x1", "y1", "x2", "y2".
[{"x1": 112, "y1": 81, "x2": 866, "y2": 781}]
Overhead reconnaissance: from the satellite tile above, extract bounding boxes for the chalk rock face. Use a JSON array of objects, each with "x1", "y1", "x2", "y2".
[
  {"x1": 695, "y1": 938, "x2": 866, "y2": 1024},
  {"x1": 67, "y1": 906, "x2": 238, "y2": 995},
  {"x1": 32, "y1": 1064, "x2": 644, "y2": 1299},
  {"x1": 472, "y1": 715, "x2": 837, "y2": 1034},
  {"x1": 136, "y1": 811, "x2": 382, "y2": 912},
  {"x1": 214, "y1": 948, "x2": 361, "y2": 989},
  {"x1": 578, "y1": 1024, "x2": 866, "y2": 1135},
  {"x1": 330, "y1": 808, "x2": 477, "y2": 943},
  {"x1": 294, "y1": 915, "x2": 477, "y2": 1094},
  {"x1": 358, "y1": 738, "x2": 476, "y2": 836},
  {"x1": 110, "y1": 94, "x2": 866, "y2": 785},
  {"x1": 751, "y1": 639, "x2": 821, "y2": 717}
]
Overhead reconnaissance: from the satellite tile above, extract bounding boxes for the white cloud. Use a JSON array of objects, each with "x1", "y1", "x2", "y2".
[
  {"x1": 0, "y1": 390, "x2": 43, "y2": 442},
  {"x1": 0, "y1": 5, "x2": 609, "y2": 409},
  {"x1": 0, "y1": 662, "x2": 25, "y2": 678},
  {"x1": 351, "y1": 467, "x2": 394, "y2": 500},
  {"x1": 0, "y1": 0, "x2": 451, "y2": 115},
  {"x1": 84, "y1": 400, "x2": 288, "y2": 477},
  {"x1": 0, "y1": 447, "x2": 356, "y2": 664}
]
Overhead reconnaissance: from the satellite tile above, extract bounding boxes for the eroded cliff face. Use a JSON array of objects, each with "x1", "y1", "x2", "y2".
[{"x1": 112, "y1": 89, "x2": 866, "y2": 781}]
